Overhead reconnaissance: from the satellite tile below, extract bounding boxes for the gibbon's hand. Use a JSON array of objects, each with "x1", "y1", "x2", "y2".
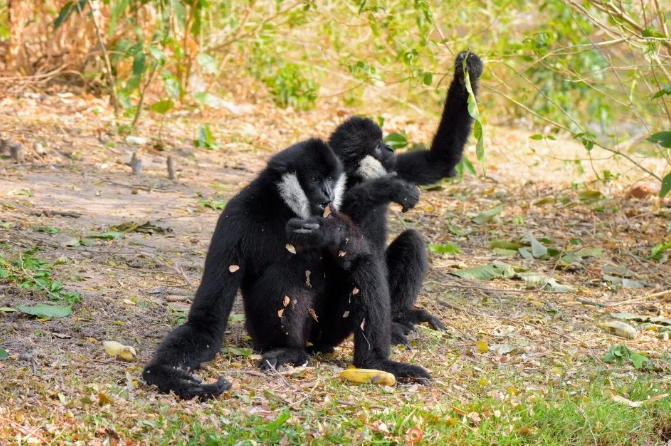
[
  {"x1": 391, "y1": 178, "x2": 420, "y2": 213},
  {"x1": 454, "y1": 51, "x2": 484, "y2": 85}
]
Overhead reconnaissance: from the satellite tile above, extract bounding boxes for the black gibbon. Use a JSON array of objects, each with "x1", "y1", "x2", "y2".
[
  {"x1": 329, "y1": 51, "x2": 483, "y2": 344},
  {"x1": 143, "y1": 138, "x2": 429, "y2": 400}
]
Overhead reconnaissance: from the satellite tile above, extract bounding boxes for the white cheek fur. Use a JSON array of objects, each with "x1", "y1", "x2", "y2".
[
  {"x1": 356, "y1": 155, "x2": 387, "y2": 180},
  {"x1": 332, "y1": 173, "x2": 347, "y2": 211},
  {"x1": 277, "y1": 173, "x2": 311, "y2": 219}
]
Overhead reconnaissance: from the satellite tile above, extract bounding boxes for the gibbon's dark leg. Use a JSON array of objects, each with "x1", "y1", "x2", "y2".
[
  {"x1": 142, "y1": 219, "x2": 241, "y2": 400},
  {"x1": 386, "y1": 229, "x2": 445, "y2": 332},
  {"x1": 395, "y1": 51, "x2": 483, "y2": 185},
  {"x1": 242, "y1": 257, "x2": 321, "y2": 370},
  {"x1": 347, "y1": 255, "x2": 431, "y2": 382},
  {"x1": 287, "y1": 212, "x2": 431, "y2": 382}
]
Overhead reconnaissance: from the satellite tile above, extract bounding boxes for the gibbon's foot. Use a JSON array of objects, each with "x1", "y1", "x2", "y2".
[
  {"x1": 142, "y1": 364, "x2": 231, "y2": 400},
  {"x1": 391, "y1": 323, "x2": 412, "y2": 350},
  {"x1": 363, "y1": 359, "x2": 431, "y2": 385},
  {"x1": 260, "y1": 348, "x2": 310, "y2": 371},
  {"x1": 400, "y1": 308, "x2": 446, "y2": 332},
  {"x1": 455, "y1": 51, "x2": 484, "y2": 84}
]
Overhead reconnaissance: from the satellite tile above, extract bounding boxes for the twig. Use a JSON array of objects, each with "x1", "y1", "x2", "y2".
[
  {"x1": 262, "y1": 360, "x2": 298, "y2": 391},
  {"x1": 166, "y1": 261, "x2": 195, "y2": 289},
  {"x1": 131, "y1": 63, "x2": 159, "y2": 129},
  {"x1": 429, "y1": 278, "x2": 572, "y2": 294},
  {"x1": 83, "y1": 0, "x2": 119, "y2": 115},
  {"x1": 575, "y1": 403, "x2": 598, "y2": 446},
  {"x1": 102, "y1": 180, "x2": 176, "y2": 193},
  {"x1": 577, "y1": 292, "x2": 670, "y2": 308},
  {"x1": 642, "y1": 289, "x2": 671, "y2": 300},
  {"x1": 576, "y1": 298, "x2": 606, "y2": 308},
  {"x1": 29, "y1": 209, "x2": 82, "y2": 218}
]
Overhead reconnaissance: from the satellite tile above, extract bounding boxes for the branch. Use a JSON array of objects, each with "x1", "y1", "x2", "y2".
[{"x1": 83, "y1": 0, "x2": 119, "y2": 116}]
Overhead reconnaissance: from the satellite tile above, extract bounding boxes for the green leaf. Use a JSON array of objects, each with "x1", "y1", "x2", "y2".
[
  {"x1": 462, "y1": 56, "x2": 485, "y2": 173},
  {"x1": 472, "y1": 204, "x2": 504, "y2": 225},
  {"x1": 383, "y1": 132, "x2": 408, "y2": 150},
  {"x1": 489, "y1": 240, "x2": 521, "y2": 250},
  {"x1": 17, "y1": 304, "x2": 72, "y2": 319},
  {"x1": 651, "y1": 85, "x2": 671, "y2": 100},
  {"x1": 604, "y1": 345, "x2": 631, "y2": 363},
  {"x1": 132, "y1": 54, "x2": 146, "y2": 77},
  {"x1": 451, "y1": 262, "x2": 516, "y2": 281},
  {"x1": 422, "y1": 72, "x2": 433, "y2": 86},
  {"x1": 647, "y1": 132, "x2": 671, "y2": 148},
  {"x1": 459, "y1": 156, "x2": 476, "y2": 176},
  {"x1": 575, "y1": 248, "x2": 603, "y2": 258},
  {"x1": 54, "y1": 0, "x2": 86, "y2": 29},
  {"x1": 559, "y1": 252, "x2": 582, "y2": 266},
  {"x1": 0, "y1": 347, "x2": 7, "y2": 360},
  {"x1": 492, "y1": 248, "x2": 518, "y2": 257},
  {"x1": 89, "y1": 232, "x2": 123, "y2": 240},
  {"x1": 660, "y1": 172, "x2": 671, "y2": 198},
  {"x1": 266, "y1": 410, "x2": 290, "y2": 432},
  {"x1": 108, "y1": 0, "x2": 129, "y2": 37},
  {"x1": 197, "y1": 53, "x2": 218, "y2": 75},
  {"x1": 630, "y1": 352, "x2": 649, "y2": 369},
  {"x1": 530, "y1": 238, "x2": 547, "y2": 258},
  {"x1": 38, "y1": 226, "x2": 61, "y2": 234},
  {"x1": 578, "y1": 190, "x2": 606, "y2": 204},
  {"x1": 650, "y1": 241, "x2": 671, "y2": 260},
  {"x1": 0, "y1": 307, "x2": 17, "y2": 312},
  {"x1": 150, "y1": 100, "x2": 174, "y2": 114},
  {"x1": 198, "y1": 199, "x2": 226, "y2": 210},
  {"x1": 429, "y1": 243, "x2": 460, "y2": 255},
  {"x1": 226, "y1": 346, "x2": 252, "y2": 357},
  {"x1": 529, "y1": 134, "x2": 543, "y2": 140},
  {"x1": 148, "y1": 46, "x2": 167, "y2": 65}
]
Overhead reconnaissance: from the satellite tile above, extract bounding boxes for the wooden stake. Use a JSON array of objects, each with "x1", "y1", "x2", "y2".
[
  {"x1": 10, "y1": 141, "x2": 24, "y2": 163},
  {"x1": 131, "y1": 151, "x2": 142, "y2": 175},
  {"x1": 167, "y1": 155, "x2": 177, "y2": 180}
]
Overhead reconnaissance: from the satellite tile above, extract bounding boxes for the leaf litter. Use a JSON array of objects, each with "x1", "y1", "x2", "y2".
[{"x1": 0, "y1": 89, "x2": 670, "y2": 443}]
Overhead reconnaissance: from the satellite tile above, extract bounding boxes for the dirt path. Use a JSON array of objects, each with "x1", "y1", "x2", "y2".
[{"x1": 1, "y1": 92, "x2": 670, "y2": 444}]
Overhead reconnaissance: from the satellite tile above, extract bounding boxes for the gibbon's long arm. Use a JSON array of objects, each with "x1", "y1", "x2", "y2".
[
  {"x1": 142, "y1": 216, "x2": 242, "y2": 400},
  {"x1": 395, "y1": 51, "x2": 483, "y2": 185}
]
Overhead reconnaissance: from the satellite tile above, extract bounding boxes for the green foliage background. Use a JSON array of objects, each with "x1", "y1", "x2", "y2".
[{"x1": 1, "y1": 0, "x2": 670, "y2": 190}]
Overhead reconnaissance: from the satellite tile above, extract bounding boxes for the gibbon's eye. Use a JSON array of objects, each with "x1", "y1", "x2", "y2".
[
  {"x1": 310, "y1": 176, "x2": 319, "y2": 184},
  {"x1": 327, "y1": 176, "x2": 334, "y2": 182}
]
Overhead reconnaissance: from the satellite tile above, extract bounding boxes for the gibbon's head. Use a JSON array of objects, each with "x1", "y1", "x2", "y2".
[
  {"x1": 270, "y1": 138, "x2": 347, "y2": 219},
  {"x1": 328, "y1": 116, "x2": 396, "y2": 183}
]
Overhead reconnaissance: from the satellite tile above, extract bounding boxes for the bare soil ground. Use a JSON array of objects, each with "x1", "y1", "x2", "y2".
[{"x1": 1, "y1": 91, "x2": 670, "y2": 444}]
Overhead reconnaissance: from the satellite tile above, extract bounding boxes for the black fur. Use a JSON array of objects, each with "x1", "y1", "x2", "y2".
[
  {"x1": 395, "y1": 51, "x2": 483, "y2": 183},
  {"x1": 143, "y1": 138, "x2": 429, "y2": 400},
  {"x1": 329, "y1": 51, "x2": 483, "y2": 342},
  {"x1": 143, "y1": 139, "x2": 343, "y2": 399}
]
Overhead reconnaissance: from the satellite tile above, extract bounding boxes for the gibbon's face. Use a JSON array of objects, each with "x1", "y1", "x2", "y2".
[
  {"x1": 328, "y1": 116, "x2": 396, "y2": 183},
  {"x1": 275, "y1": 139, "x2": 347, "y2": 219},
  {"x1": 296, "y1": 167, "x2": 347, "y2": 217}
]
